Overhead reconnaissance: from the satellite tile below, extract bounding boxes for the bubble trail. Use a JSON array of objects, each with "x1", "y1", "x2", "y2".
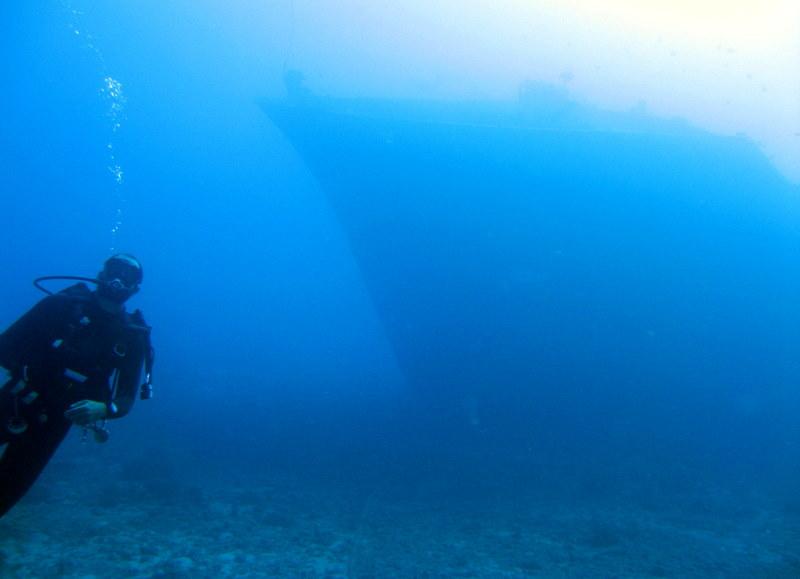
[{"x1": 63, "y1": 1, "x2": 128, "y2": 252}]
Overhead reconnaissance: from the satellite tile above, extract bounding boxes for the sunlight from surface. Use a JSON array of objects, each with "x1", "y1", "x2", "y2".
[{"x1": 236, "y1": 0, "x2": 798, "y2": 182}]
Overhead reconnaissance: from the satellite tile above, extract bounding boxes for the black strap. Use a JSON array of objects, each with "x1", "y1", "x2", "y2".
[
  {"x1": 140, "y1": 341, "x2": 155, "y2": 400},
  {"x1": 131, "y1": 310, "x2": 155, "y2": 400}
]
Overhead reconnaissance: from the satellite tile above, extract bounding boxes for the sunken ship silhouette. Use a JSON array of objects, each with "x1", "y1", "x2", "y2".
[{"x1": 261, "y1": 76, "x2": 799, "y2": 441}]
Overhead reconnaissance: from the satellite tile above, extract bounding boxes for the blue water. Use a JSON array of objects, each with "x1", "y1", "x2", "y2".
[{"x1": 1, "y1": 3, "x2": 799, "y2": 577}]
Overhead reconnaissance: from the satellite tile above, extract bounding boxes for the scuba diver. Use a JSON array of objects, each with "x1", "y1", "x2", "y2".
[{"x1": 0, "y1": 254, "x2": 154, "y2": 517}]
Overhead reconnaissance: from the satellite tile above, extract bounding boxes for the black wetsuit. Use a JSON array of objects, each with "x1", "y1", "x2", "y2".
[{"x1": 0, "y1": 283, "x2": 149, "y2": 517}]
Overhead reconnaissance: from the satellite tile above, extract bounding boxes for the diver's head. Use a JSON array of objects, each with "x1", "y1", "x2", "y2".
[{"x1": 97, "y1": 254, "x2": 143, "y2": 304}]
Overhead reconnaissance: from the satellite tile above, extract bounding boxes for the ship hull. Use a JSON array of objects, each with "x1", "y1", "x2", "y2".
[{"x1": 262, "y1": 96, "x2": 798, "y2": 429}]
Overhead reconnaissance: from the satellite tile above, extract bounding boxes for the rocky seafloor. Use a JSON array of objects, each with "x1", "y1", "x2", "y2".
[{"x1": 1, "y1": 443, "x2": 799, "y2": 578}]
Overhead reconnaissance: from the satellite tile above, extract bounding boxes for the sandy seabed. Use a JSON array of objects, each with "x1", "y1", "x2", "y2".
[{"x1": 1, "y1": 450, "x2": 798, "y2": 578}]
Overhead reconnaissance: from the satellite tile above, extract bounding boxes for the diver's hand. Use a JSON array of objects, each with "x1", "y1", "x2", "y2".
[{"x1": 65, "y1": 400, "x2": 108, "y2": 425}]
